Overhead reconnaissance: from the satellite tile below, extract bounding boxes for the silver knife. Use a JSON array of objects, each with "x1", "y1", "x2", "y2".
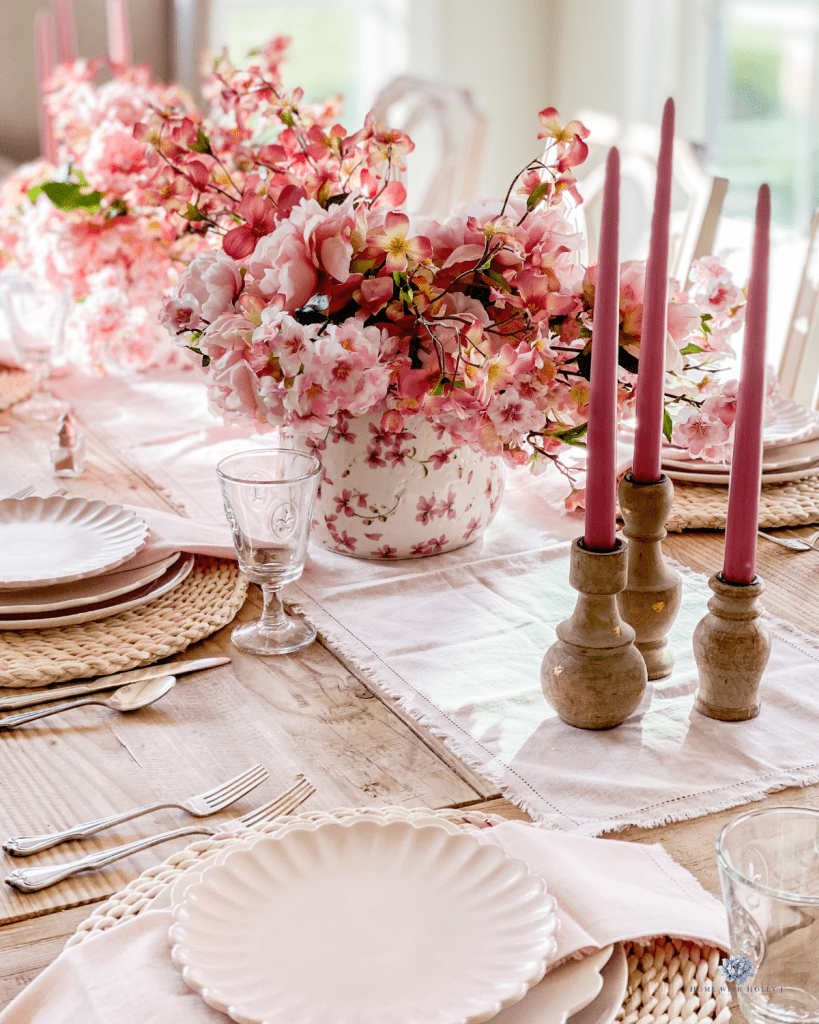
[{"x1": 0, "y1": 657, "x2": 230, "y2": 710}]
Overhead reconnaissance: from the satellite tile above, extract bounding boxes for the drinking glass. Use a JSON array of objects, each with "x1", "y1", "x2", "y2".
[
  {"x1": 217, "y1": 448, "x2": 321, "y2": 656},
  {"x1": 716, "y1": 806, "x2": 819, "y2": 1024},
  {"x1": 0, "y1": 284, "x2": 69, "y2": 421}
]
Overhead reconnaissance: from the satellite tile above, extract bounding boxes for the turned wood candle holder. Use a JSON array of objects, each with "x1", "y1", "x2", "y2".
[
  {"x1": 693, "y1": 573, "x2": 771, "y2": 721},
  {"x1": 541, "y1": 538, "x2": 648, "y2": 730},
  {"x1": 617, "y1": 473, "x2": 682, "y2": 680}
]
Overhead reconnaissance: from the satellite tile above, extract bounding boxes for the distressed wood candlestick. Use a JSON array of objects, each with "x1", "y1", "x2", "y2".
[
  {"x1": 693, "y1": 573, "x2": 771, "y2": 721},
  {"x1": 617, "y1": 473, "x2": 682, "y2": 680},
  {"x1": 541, "y1": 538, "x2": 648, "y2": 730}
]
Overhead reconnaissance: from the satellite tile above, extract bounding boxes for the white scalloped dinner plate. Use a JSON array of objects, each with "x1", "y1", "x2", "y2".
[
  {"x1": 0, "y1": 552, "x2": 181, "y2": 613},
  {"x1": 0, "y1": 497, "x2": 148, "y2": 589},
  {"x1": 0, "y1": 553, "x2": 193, "y2": 629},
  {"x1": 169, "y1": 818, "x2": 559, "y2": 1024}
]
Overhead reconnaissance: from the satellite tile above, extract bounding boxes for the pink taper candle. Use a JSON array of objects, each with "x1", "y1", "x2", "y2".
[
  {"x1": 632, "y1": 97, "x2": 675, "y2": 483},
  {"x1": 584, "y1": 147, "x2": 621, "y2": 552},
  {"x1": 107, "y1": 0, "x2": 133, "y2": 67},
  {"x1": 722, "y1": 184, "x2": 770, "y2": 585},
  {"x1": 34, "y1": 13, "x2": 58, "y2": 166},
  {"x1": 51, "y1": 0, "x2": 76, "y2": 65}
]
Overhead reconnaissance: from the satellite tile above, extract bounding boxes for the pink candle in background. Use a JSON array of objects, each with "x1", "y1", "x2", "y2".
[
  {"x1": 584, "y1": 147, "x2": 621, "y2": 553},
  {"x1": 632, "y1": 97, "x2": 675, "y2": 483},
  {"x1": 722, "y1": 184, "x2": 770, "y2": 585},
  {"x1": 107, "y1": 0, "x2": 133, "y2": 67},
  {"x1": 34, "y1": 12, "x2": 58, "y2": 165},
  {"x1": 51, "y1": 0, "x2": 76, "y2": 65}
]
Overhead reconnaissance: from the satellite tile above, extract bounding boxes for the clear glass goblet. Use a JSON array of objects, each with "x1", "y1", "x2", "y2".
[
  {"x1": 1, "y1": 285, "x2": 69, "y2": 421},
  {"x1": 716, "y1": 806, "x2": 819, "y2": 1024},
  {"x1": 217, "y1": 448, "x2": 321, "y2": 656}
]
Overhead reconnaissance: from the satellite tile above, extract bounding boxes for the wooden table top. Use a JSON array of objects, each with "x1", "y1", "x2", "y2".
[{"x1": 2, "y1": 407, "x2": 818, "y2": 1015}]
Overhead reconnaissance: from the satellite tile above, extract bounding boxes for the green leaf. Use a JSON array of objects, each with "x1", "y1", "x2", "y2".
[
  {"x1": 679, "y1": 342, "x2": 704, "y2": 356},
  {"x1": 482, "y1": 268, "x2": 511, "y2": 293},
  {"x1": 663, "y1": 408, "x2": 673, "y2": 442},
  {"x1": 550, "y1": 422, "x2": 588, "y2": 447},
  {"x1": 181, "y1": 203, "x2": 205, "y2": 221},
  {"x1": 279, "y1": 111, "x2": 295, "y2": 128},
  {"x1": 36, "y1": 181, "x2": 104, "y2": 212},
  {"x1": 189, "y1": 128, "x2": 212, "y2": 155},
  {"x1": 26, "y1": 184, "x2": 44, "y2": 203},
  {"x1": 526, "y1": 182, "x2": 551, "y2": 210}
]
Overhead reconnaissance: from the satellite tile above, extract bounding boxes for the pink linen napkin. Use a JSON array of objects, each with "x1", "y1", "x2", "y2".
[
  {"x1": 0, "y1": 822, "x2": 729, "y2": 1024},
  {"x1": 121, "y1": 506, "x2": 236, "y2": 568}
]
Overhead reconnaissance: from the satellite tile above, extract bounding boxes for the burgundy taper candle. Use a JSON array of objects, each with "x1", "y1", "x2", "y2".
[
  {"x1": 584, "y1": 147, "x2": 620, "y2": 552},
  {"x1": 51, "y1": 0, "x2": 76, "y2": 65},
  {"x1": 632, "y1": 97, "x2": 675, "y2": 482},
  {"x1": 107, "y1": 0, "x2": 133, "y2": 66},
  {"x1": 722, "y1": 184, "x2": 770, "y2": 584},
  {"x1": 34, "y1": 13, "x2": 58, "y2": 165}
]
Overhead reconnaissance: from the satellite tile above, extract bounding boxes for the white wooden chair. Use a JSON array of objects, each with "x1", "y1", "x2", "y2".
[
  {"x1": 777, "y1": 209, "x2": 819, "y2": 406},
  {"x1": 562, "y1": 109, "x2": 728, "y2": 286},
  {"x1": 370, "y1": 76, "x2": 485, "y2": 220}
]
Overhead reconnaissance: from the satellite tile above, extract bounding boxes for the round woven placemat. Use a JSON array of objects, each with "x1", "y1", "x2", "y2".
[
  {"x1": 0, "y1": 556, "x2": 247, "y2": 688},
  {"x1": 0, "y1": 365, "x2": 33, "y2": 411},
  {"x1": 665, "y1": 474, "x2": 819, "y2": 533},
  {"x1": 66, "y1": 805, "x2": 732, "y2": 1024}
]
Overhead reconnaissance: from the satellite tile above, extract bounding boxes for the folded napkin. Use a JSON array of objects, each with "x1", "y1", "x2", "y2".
[
  {"x1": 121, "y1": 506, "x2": 236, "y2": 568},
  {"x1": 0, "y1": 822, "x2": 729, "y2": 1024}
]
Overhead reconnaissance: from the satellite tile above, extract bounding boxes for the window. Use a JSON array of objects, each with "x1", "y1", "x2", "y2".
[{"x1": 208, "y1": 0, "x2": 410, "y2": 130}]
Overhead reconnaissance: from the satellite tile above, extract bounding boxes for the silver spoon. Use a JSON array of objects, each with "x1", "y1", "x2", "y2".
[
  {"x1": 0, "y1": 676, "x2": 176, "y2": 730},
  {"x1": 757, "y1": 530, "x2": 819, "y2": 552}
]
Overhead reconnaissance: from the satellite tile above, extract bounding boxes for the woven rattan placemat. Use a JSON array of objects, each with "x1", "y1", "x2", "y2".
[
  {"x1": 66, "y1": 805, "x2": 731, "y2": 1024},
  {"x1": 0, "y1": 556, "x2": 247, "y2": 688},
  {"x1": 0, "y1": 366, "x2": 33, "y2": 412},
  {"x1": 665, "y1": 474, "x2": 819, "y2": 532}
]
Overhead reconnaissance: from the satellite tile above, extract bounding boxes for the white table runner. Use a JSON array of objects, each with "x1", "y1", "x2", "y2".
[{"x1": 50, "y1": 368, "x2": 819, "y2": 833}]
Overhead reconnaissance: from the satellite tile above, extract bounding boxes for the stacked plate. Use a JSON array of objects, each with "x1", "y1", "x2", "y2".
[
  {"x1": 0, "y1": 496, "x2": 194, "y2": 629},
  {"x1": 163, "y1": 816, "x2": 628, "y2": 1024},
  {"x1": 663, "y1": 396, "x2": 819, "y2": 485}
]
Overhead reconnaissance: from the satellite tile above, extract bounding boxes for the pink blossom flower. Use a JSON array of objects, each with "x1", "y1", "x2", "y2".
[
  {"x1": 368, "y1": 212, "x2": 432, "y2": 273},
  {"x1": 670, "y1": 413, "x2": 730, "y2": 458}
]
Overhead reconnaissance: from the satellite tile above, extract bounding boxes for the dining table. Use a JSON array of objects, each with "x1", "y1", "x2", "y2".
[{"x1": 1, "y1": 384, "x2": 819, "y2": 1021}]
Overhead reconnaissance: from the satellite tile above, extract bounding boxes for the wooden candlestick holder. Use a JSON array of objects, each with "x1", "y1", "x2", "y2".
[
  {"x1": 617, "y1": 473, "x2": 682, "y2": 680},
  {"x1": 693, "y1": 573, "x2": 771, "y2": 721},
  {"x1": 541, "y1": 537, "x2": 648, "y2": 729}
]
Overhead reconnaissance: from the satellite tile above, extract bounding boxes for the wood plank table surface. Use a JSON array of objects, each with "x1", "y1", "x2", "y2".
[{"x1": 2, "y1": 408, "x2": 819, "y2": 1016}]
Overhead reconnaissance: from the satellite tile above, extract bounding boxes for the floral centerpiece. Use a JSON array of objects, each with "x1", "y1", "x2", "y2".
[
  {"x1": 118, "y1": 58, "x2": 749, "y2": 555},
  {"x1": 2, "y1": 35, "x2": 754, "y2": 558}
]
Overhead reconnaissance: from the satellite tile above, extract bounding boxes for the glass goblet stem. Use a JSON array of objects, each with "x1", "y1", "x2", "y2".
[{"x1": 259, "y1": 584, "x2": 287, "y2": 635}]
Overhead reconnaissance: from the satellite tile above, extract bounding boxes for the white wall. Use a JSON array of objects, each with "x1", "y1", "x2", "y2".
[{"x1": 407, "y1": 0, "x2": 559, "y2": 199}]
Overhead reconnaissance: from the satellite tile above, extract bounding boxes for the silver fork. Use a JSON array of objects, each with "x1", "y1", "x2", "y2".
[
  {"x1": 5, "y1": 775, "x2": 315, "y2": 892},
  {"x1": 4, "y1": 763, "x2": 271, "y2": 856},
  {"x1": 7, "y1": 485, "x2": 34, "y2": 499},
  {"x1": 757, "y1": 529, "x2": 819, "y2": 552}
]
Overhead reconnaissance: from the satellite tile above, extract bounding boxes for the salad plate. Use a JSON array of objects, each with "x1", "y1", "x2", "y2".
[
  {"x1": 169, "y1": 817, "x2": 559, "y2": 1024},
  {"x1": 0, "y1": 496, "x2": 148, "y2": 589}
]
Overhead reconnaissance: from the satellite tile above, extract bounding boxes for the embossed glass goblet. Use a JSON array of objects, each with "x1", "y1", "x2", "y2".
[
  {"x1": 217, "y1": 449, "x2": 321, "y2": 656},
  {"x1": 0, "y1": 283, "x2": 69, "y2": 421},
  {"x1": 716, "y1": 806, "x2": 819, "y2": 1024}
]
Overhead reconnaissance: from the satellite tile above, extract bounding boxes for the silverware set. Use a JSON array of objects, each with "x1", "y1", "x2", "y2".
[{"x1": 4, "y1": 773, "x2": 316, "y2": 893}]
